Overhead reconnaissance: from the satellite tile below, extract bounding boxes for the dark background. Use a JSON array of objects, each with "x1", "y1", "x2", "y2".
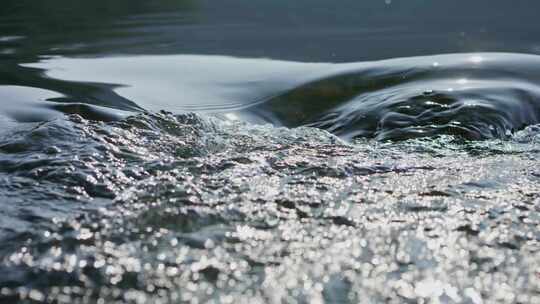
[{"x1": 1, "y1": 0, "x2": 538, "y2": 62}]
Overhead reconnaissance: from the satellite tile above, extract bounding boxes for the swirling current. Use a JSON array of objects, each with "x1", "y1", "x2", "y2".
[
  {"x1": 7, "y1": 53, "x2": 540, "y2": 140},
  {"x1": 0, "y1": 51, "x2": 539, "y2": 303}
]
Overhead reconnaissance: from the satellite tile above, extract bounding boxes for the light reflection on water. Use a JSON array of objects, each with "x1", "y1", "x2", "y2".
[
  {"x1": 3, "y1": 52, "x2": 540, "y2": 141},
  {"x1": 16, "y1": 53, "x2": 540, "y2": 139},
  {"x1": 1, "y1": 1, "x2": 540, "y2": 303}
]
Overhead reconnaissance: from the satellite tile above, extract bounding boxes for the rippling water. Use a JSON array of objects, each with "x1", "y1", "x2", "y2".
[{"x1": 1, "y1": 1, "x2": 540, "y2": 303}]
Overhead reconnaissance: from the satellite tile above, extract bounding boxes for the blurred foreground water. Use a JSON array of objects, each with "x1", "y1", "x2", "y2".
[{"x1": 1, "y1": 0, "x2": 540, "y2": 303}]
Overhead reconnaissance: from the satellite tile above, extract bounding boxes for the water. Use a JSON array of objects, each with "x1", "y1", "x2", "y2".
[{"x1": 1, "y1": 1, "x2": 540, "y2": 303}]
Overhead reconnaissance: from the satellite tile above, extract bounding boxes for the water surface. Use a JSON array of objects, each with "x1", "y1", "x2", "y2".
[{"x1": 1, "y1": 1, "x2": 540, "y2": 303}]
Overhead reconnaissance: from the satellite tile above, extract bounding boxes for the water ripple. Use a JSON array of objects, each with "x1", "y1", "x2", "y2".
[{"x1": 15, "y1": 53, "x2": 540, "y2": 141}]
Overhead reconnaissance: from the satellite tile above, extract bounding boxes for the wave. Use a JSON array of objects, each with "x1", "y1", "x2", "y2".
[
  {"x1": 0, "y1": 111, "x2": 539, "y2": 303},
  {"x1": 4, "y1": 53, "x2": 539, "y2": 140},
  {"x1": 247, "y1": 53, "x2": 540, "y2": 140}
]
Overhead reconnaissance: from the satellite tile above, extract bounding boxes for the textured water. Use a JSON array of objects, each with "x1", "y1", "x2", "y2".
[
  {"x1": 2, "y1": 0, "x2": 540, "y2": 303},
  {"x1": 0, "y1": 112, "x2": 539, "y2": 303},
  {"x1": 9, "y1": 52, "x2": 540, "y2": 141}
]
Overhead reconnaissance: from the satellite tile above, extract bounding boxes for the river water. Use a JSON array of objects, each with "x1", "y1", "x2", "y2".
[{"x1": 1, "y1": 1, "x2": 540, "y2": 303}]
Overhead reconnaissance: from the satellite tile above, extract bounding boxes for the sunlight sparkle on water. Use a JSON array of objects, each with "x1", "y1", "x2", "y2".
[{"x1": 470, "y1": 55, "x2": 484, "y2": 64}]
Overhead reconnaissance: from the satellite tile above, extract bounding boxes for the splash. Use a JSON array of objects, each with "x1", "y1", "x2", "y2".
[{"x1": 0, "y1": 112, "x2": 539, "y2": 303}]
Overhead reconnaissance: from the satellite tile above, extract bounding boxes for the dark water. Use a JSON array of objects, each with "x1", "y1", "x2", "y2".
[{"x1": 1, "y1": 1, "x2": 540, "y2": 303}]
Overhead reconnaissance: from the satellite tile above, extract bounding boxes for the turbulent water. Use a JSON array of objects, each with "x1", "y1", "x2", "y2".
[
  {"x1": 0, "y1": 110, "x2": 539, "y2": 303},
  {"x1": 1, "y1": 53, "x2": 540, "y2": 303},
  {"x1": 8, "y1": 53, "x2": 540, "y2": 141},
  {"x1": 2, "y1": 0, "x2": 540, "y2": 303}
]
